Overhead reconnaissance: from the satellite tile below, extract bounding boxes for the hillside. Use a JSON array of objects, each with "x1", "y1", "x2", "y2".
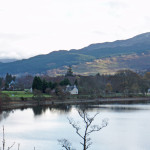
[
  {"x1": 0, "y1": 59, "x2": 18, "y2": 63},
  {"x1": 0, "y1": 32, "x2": 150, "y2": 75},
  {"x1": 45, "y1": 53, "x2": 150, "y2": 76},
  {"x1": 73, "y1": 53, "x2": 150, "y2": 75}
]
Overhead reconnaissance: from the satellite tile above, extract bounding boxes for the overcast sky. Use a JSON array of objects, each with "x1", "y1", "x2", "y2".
[{"x1": 0, "y1": 0, "x2": 150, "y2": 59}]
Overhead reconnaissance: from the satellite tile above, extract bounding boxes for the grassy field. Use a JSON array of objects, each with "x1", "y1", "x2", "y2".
[{"x1": 2, "y1": 91, "x2": 51, "y2": 98}]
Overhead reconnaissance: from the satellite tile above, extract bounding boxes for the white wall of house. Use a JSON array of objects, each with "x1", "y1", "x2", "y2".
[
  {"x1": 70, "y1": 87, "x2": 78, "y2": 95},
  {"x1": 30, "y1": 88, "x2": 33, "y2": 93}
]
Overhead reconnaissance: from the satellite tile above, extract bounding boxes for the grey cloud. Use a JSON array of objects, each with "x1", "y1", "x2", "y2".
[
  {"x1": 0, "y1": 33, "x2": 31, "y2": 41},
  {"x1": 103, "y1": 0, "x2": 127, "y2": 9},
  {"x1": 0, "y1": 41, "x2": 26, "y2": 59},
  {"x1": 0, "y1": 49, "x2": 26, "y2": 59},
  {"x1": 92, "y1": 31, "x2": 108, "y2": 35}
]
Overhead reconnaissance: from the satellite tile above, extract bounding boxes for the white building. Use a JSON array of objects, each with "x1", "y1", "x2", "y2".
[
  {"x1": 66, "y1": 85, "x2": 78, "y2": 95},
  {"x1": 9, "y1": 80, "x2": 16, "y2": 90},
  {"x1": 30, "y1": 88, "x2": 33, "y2": 93},
  {"x1": 148, "y1": 89, "x2": 150, "y2": 93}
]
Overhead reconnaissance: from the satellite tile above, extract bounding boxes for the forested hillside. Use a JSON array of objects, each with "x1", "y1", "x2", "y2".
[{"x1": 0, "y1": 32, "x2": 150, "y2": 75}]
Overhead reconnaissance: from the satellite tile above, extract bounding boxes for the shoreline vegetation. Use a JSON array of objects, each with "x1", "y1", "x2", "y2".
[
  {"x1": 1, "y1": 68, "x2": 150, "y2": 111},
  {"x1": 1, "y1": 96, "x2": 150, "y2": 111}
]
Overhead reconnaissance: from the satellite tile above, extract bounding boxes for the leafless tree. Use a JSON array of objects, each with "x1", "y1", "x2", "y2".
[
  {"x1": 59, "y1": 110, "x2": 108, "y2": 150},
  {"x1": 58, "y1": 139, "x2": 76, "y2": 150},
  {"x1": 7, "y1": 142, "x2": 15, "y2": 150},
  {"x1": 18, "y1": 143, "x2": 20, "y2": 150},
  {"x1": 3, "y1": 126, "x2": 5, "y2": 150},
  {"x1": 1, "y1": 126, "x2": 15, "y2": 150}
]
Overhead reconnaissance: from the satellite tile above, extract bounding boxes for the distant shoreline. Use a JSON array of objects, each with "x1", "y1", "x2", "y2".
[{"x1": 1, "y1": 97, "x2": 150, "y2": 111}]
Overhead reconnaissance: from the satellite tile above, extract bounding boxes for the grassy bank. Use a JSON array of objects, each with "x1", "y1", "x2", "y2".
[{"x1": 2, "y1": 91, "x2": 51, "y2": 99}]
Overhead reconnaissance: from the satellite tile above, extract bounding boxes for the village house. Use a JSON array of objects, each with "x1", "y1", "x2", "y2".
[
  {"x1": 66, "y1": 85, "x2": 78, "y2": 95},
  {"x1": 9, "y1": 80, "x2": 16, "y2": 90}
]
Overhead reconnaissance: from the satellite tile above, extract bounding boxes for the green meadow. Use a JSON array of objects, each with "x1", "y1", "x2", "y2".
[{"x1": 2, "y1": 91, "x2": 51, "y2": 98}]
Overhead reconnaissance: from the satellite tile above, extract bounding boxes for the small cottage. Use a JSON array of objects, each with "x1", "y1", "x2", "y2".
[
  {"x1": 66, "y1": 85, "x2": 78, "y2": 95},
  {"x1": 9, "y1": 80, "x2": 16, "y2": 90},
  {"x1": 30, "y1": 87, "x2": 33, "y2": 93}
]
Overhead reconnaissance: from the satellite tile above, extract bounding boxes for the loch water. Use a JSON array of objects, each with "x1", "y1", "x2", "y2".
[{"x1": 0, "y1": 104, "x2": 150, "y2": 150}]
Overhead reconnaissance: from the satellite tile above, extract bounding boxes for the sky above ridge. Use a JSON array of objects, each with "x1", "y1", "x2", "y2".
[{"x1": 0, "y1": 0, "x2": 150, "y2": 59}]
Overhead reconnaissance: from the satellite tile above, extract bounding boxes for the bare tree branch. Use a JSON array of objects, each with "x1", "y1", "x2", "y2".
[
  {"x1": 18, "y1": 143, "x2": 20, "y2": 150},
  {"x1": 87, "y1": 119, "x2": 108, "y2": 135},
  {"x1": 67, "y1": 117, "x2": 84, "y2": 139},
  {"x1": 68, "y1": 110, "x2": 108, "y2": 150},
  {"x1": 3, "y1": 126, "x2": 5, "y2": 150},
  {"x1": 59, "y1": 110, "x2": 108, "y2": 150},
  {"x1": 86, "y1": 141, "x2": 92, "y2": 149},
  {"x1": 7, "y1": 142, "x2": 15, "y2": 150},
  {"x1": 58, "y1": 139, "x2": 76, "y2": 150},
  {"x1": 1, "y1": 126, "x2": 16, "y2": 150}
]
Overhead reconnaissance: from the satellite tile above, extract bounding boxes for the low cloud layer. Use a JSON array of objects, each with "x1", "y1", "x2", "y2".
[{"x1": 0, "y1": 0, "x2": 150, "y2": 59}]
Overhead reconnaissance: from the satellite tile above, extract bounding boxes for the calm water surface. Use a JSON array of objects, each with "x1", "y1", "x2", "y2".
[{"x1": 0, "y1": 104, "x2": 150, "y2": 150}]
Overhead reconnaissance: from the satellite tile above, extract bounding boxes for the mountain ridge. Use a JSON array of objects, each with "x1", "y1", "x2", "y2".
[{"x1": 0, "y1": 32, "x2": 150, "y2": 75}]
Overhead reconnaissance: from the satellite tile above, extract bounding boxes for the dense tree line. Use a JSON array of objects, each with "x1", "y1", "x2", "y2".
[
  {"x1": 0, "y1": 73, "x2": 34, "y2": 91},
  {"x1": 0, "y1": 73, "x2": 16, "y2": 90},
  {"x1": 32, "y1": 76, "x2": 71, "y2": 93},
  {"x1": 31, "y1": 70, "x2": 150, "y2": 97},
  {"x1": 78, "y1": 70, "x2": 150, "y2": 96},
  {"x1": 1, "y1": 70, "x2": 150, "y2": 98}
]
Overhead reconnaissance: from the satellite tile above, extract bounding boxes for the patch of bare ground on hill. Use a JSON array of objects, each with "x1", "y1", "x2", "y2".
[{"x1": 47, "y1": 53, "x2": 150, "y2": 76}]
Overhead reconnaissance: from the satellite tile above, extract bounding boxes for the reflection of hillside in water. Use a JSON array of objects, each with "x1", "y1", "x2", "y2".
[
  {"x1": 0, "y1": 104, "x2": 150, "y2": 120},
  {"x1": 0, "y1": 110, "x2": 11, "y2": 122},
  {"x1": 75, "y1": 104, "x2": 150, "y2": 113},
  {"x1": 32, "y1": 104, "x2": 72, "y2": 116}
]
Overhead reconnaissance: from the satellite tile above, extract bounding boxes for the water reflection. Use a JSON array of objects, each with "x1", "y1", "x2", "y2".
[
  {"x1": 32, "y1": 103, "x2": 139, "y2": 116},
  {"x1": 0, "y1": 110, "x2": 12, "y2": 122},
  {"x1": 1, "y1": 103, "x2": 150, "y2": 120},
  {"x1": 0, "y1": 104, "x2": 150, "y2": 150},
  {"x1": 75, "y1": 104, "x2": 150, "y2": 113},
  {"x1": 49, "y1": 104, "x2": 72, "y2": 113},
  {"x1": 32, "y1": 104, "x2": 72, "y2": 116},
  {"x1": 32, "y1": 106, "x2": 47, "y2": 116}
]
